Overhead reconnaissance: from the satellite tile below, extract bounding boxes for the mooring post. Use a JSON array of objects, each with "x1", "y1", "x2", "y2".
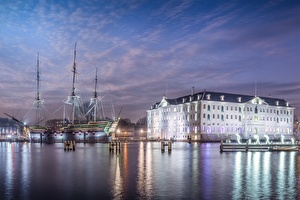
[
  {"x1": 168, "y1": 141, "x2": 172, "y2": 152},
  {"x1": 161, "y1": 141, "x2": 165, "y2": 152}
]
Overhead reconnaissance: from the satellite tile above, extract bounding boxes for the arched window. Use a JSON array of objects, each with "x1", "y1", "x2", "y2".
[{"x1": 207, "y1": 126, "x2": 211, "y2": 134}]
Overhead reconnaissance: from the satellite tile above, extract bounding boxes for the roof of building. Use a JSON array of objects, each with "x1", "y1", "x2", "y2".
[{"x1": 150, "y1": 90, "x2": 292, "y2": 109}]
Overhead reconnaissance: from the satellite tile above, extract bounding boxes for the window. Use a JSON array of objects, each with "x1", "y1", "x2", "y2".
[{"x1": 208, "y1": 105, "x2": 211, "y2": 111}]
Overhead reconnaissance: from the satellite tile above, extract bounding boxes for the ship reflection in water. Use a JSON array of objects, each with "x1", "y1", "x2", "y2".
[{"x1": 0, "y1": 142, "x2": 300, "y2": 199}]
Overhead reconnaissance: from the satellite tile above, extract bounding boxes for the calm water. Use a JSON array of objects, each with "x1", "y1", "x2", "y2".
[{"x1": 0, "y1": 142, "x2": 300, "y2": 200}]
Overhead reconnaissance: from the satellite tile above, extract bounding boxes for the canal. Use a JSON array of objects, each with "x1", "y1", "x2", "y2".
[{"x1": 0, "y1": 142, "x2": 299, "y2": 199}]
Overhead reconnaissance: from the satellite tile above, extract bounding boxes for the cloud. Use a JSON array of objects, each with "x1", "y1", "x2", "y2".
[{"x1": 0, "y1": 0, "x2": 300, "y2": 122}]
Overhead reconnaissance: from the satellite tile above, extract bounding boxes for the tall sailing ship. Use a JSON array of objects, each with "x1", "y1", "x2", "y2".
[
  {"x1": 59, "y1": 43, "x2": 119, "y2": 142},
  {"x1": 25, "y1": 44, "x2": 119, "y2": 143}
]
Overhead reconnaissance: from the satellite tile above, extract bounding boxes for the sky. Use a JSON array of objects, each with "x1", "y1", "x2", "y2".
[{"x1": 0, "y1": 0, "x2": 300, "y2": 124}]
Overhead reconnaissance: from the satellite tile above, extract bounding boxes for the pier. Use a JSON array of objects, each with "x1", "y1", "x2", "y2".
[{"x1": 220, "y1": 134, "x2": 300, "y2": 152}]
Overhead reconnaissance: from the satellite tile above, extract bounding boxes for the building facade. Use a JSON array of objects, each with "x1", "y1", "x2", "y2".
[
  {"x1": 0, "y1": 118, "x2": 21, "y2": 139},
  {"x1": 147, "y1": 91, "x2": 295, "y2": 141}
]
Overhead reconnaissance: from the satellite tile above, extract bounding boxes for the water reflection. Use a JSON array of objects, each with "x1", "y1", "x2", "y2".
[
  {"x1": 232, "y1": 151, "x2": 297, "y2": 199},
  {"x1": 20, "y1": 143, "x2": 31, "y2": 200},
  {"x1": 1, "y1": 142, "x2": 300, "y2": 199},
  {"x1": 137, "y1": 142, "x2": 153, "y2": 198},
  {"x1": 112, "y1": 153, "x2": 124, "y2": 199},
  {"x1": 232, "y1": 152, "x2": 242, "y2": 199},
  {"x1": 5, "y1": 143, "x2": 13, "y2": 199}
]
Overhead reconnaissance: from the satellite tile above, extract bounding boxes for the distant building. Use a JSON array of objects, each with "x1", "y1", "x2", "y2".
[
  {"x1": 0, "y1": 118, "x2": 21, "y2": 138},
  {"x1": 147, "y1": 90, "x2": 295, "y2": 141}
]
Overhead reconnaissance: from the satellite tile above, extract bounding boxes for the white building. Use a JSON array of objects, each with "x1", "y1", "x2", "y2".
[{"x1": 147, "y1": 90, "x2": 295, "y2": 141}]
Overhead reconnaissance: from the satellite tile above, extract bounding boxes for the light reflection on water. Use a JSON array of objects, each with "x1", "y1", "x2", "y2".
[{"x1": 0, "y1": 142, "x2": 300, "y2": 199}]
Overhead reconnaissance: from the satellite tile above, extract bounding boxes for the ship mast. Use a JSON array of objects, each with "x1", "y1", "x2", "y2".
[
  {"x1": 71, "y1": 42, "x2": 77, "y2": 124},
  {"x1": 33, "y1": 52, "x2": 44, "y2": 126},
  {"x1": 64, "y1": 42, "x2": 81, "y2": 124},
  {"x1": 93, "y1": 68, "x2": 98, "y2": 121},
  {"x1": 85, "y1": 67, "x2": 108, "y2": 121}
]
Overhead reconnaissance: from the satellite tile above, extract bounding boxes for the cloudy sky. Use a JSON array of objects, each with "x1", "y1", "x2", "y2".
[{"x1": 0, "y1": 0, "x2": 300, "y2": 124}]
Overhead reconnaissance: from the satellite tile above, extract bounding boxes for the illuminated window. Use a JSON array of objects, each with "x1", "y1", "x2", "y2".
[{"x1": 254, "y1": 116, "x2": 258, "y2": 122}]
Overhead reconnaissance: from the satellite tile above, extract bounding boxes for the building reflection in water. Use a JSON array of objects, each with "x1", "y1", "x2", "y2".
[
  {"x1": 2, "y1": 143, "x2": 30, "y2": 200},
  {"x1": 232, "y1": 152, "x2": 242, "y2": 199},
  {"x1": 277, "y1": 152, "x2": 295, "y2": 199},
  {"x1": 20, "y1": 143, "x2": 31, "y2": 200},
  {"x1": 4, "y1": 143, "x2": 13, "y2": 199},
  {"x1": 137, "y1": 142, "x2": 153, "y2": 198},
  {"x1": 262, "y1": 151, "x2": 271, "y2": 198},
  {"x1": 111, "y1": 145, "x2": 125, "y2": 199},
  {"x1": 232, "y1": 151, "x2": 296, "y2": 199}
]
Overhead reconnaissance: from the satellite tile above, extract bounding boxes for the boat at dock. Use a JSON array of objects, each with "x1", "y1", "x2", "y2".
[
  {"x1": 8, "y1": 45, "x2": 119, "y2": 143},
  {"x1": 57, "y1": 43, "x2": 118, "y2": 142}
]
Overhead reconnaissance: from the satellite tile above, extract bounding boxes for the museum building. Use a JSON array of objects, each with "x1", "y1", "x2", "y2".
[{"x1": 146, "y1": 90, "x2": 294, "y2": 141}]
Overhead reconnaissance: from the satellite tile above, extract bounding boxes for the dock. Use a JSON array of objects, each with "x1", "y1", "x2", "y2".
[
  {"x1": 220, "y1": 134, "x2": 300, "y2": 152},
  {"x1": 220, "y1": 142, "x2": 299, "y2": 152}
]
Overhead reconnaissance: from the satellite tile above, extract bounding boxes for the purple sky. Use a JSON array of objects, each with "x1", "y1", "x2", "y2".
[{"x1": 0, "y1": 0, "x2": 300, "y2": 124}]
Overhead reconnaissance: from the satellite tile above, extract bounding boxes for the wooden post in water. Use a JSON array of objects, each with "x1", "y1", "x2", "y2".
[
  {"x1": 161, "y1": 141, "x2": 165, "y2": 152},
  {"x1": 168, "y1": 141, "x2": 172, "y2": 152}
]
